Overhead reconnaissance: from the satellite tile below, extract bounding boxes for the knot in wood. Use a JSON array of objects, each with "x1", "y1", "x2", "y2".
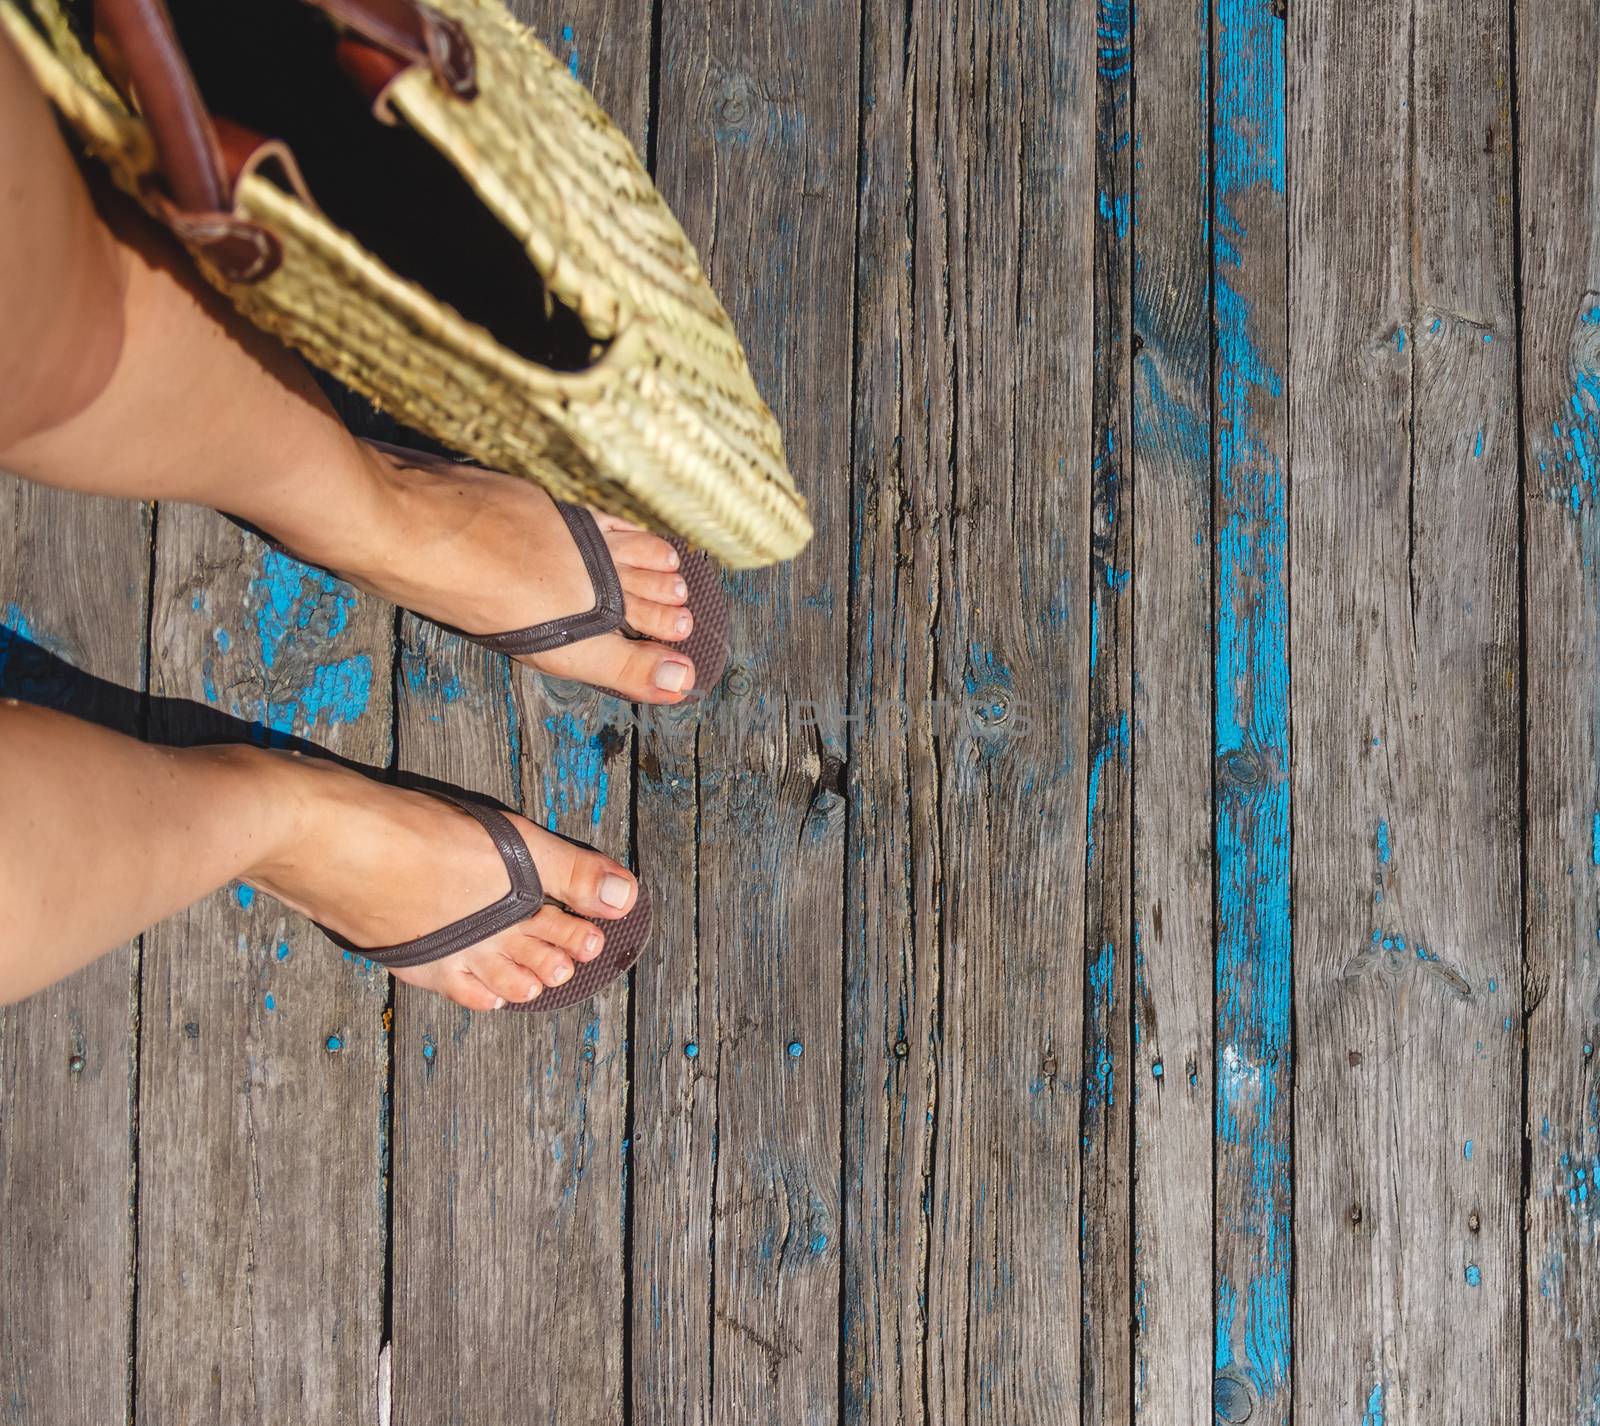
[
  {"x1": 1214, "y1": 1371, "x2": 1254, "y2": 1422},
  {"x1": 969, "y1": 684, "x2": 1012, "y2": 729},
  {"x1": 1219, "y1": 748, "x2": 1263, "y2": 789}
]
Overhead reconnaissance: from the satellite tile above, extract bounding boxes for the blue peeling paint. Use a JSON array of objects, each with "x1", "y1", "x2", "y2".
[
  {"x1": 683, "y1": 1042, "x2": 699, "y2": 1059},
  {"x1": 1473, "y1": 431, "x2": 1484, "y2": 459},
  {"x1": 1376, "y1": 820, "x2": 1391, "y2": 865},
  {"x1": 1363, "y1": 1383, "x2": 1386, "y2": 1426},
  {"x1": 236, "y1": 885, "x2": 255, "y2": 910},
  {"x1": 787, "y1": 1041, "x2": 804, "y2": 1058},
  {"x1": 238, "y1": 551, "x2": 371, "y2": 742},
  {"x1": 541, "y1": 713, "x2": 610, "y2": 830},
  {"x1": 263, "y1": 993, "x2": 276, "y2": 1012},
  {"x1": 326, "y1": 1034, "x2": 342, "y2": 1052},
  {"x1": 1085, "y1": 712, "x2": 1130, "y2": 867},
  {"x1": 275, "y1": 941, "x2": 291, "y2": 961},
  {"x1": 1213, "y1": 0, "x2": 1292, "y2": 1402},
  {"x1": 1464, "y1": 1139, "x2": 1474, "y2": 1161},
  {"x1": 1464, "y1": 1263, "x2": 1482, "y2": 1287},
  {"x1": 1098, "y1": 188, "x2": 1131, "y2": 241},
  {"x1": 1085, "y1": 942, "x2": 1118, "y2": 1119}
]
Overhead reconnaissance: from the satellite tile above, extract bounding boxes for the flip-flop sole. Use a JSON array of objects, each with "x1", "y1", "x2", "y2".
[{"x1": 512, "y1": 882, "x2": 652, "y2": 1012}]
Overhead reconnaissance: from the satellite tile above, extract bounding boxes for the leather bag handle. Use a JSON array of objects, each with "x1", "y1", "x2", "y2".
[{"x1": 91, "y1": 0, "x2": 476, "y2": 281}]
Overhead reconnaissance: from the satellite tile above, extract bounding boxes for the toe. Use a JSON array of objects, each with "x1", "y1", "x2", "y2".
[
  {"x1": 530, "y1": 904, "x2": 606, "y2": 961},
  {"x1": 619, "y1": 566, "x2": 689, "y2": 606},
  {"x1": 625, "y1": 592, "x2": 693, "y2": 644},
  {"x1": 529, "y1": 632, "x2": 695, "y2": 703},
  {"x1": 516, "y1": 934, "x2": 578, "y2": 991},
  {"x1": 465, "y1": 945, "x2": 542, "y2": 1005},
  {"x1": 529, "y1": 828, "x2": 638, "y2": 921},
  {"x1": 446, "y1": 964, "x2": 508, "y2": 1011},
  {"x1": 605, "y1": 529, "x2": 681, "y2": 573}
]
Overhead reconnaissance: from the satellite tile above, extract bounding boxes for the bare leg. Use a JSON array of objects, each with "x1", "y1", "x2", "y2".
[
  {"x1": 0, "y1": 701, "x2": 639, "y2": 1010},
  {"x1": 0, "y1": 36, "x2": 647, "y2": 1010},
  {"x1": 0, "y1": 27, "x2": 699, "y2": 702}
]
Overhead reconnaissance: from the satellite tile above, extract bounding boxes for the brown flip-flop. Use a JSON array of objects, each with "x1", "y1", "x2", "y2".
[
  {"x1": 367, "y1": 440, "x2": 731, "y2": 700},
  {"x1": 316, "y1": 792, "x2": 651, "y2": 1012}
]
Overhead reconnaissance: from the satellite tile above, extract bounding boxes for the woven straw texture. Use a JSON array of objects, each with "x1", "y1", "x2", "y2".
[{"x1": 1, "y1": 0, "x2": 809, "y2": 568}]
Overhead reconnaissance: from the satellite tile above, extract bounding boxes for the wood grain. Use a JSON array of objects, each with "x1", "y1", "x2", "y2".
[
  {"x1": 647, "y1": 2, "x2": 856, "y2": 1417},
  {"x1": 0, "y1": 479, "x2": 147, "y2": 1426},
  {"x1": 838, "y1": 2, "x2": 944, "y2": 1419},
  {"x1": 387, "y1": 7, "x2": 647, "y2": 1424},
  {"x1": 139, "y1": 508, "x2": 392, "y2": 1423},
  {"x1": 893, "y1": 5, "x2": 1097, "y2": 1421},
  {"x1": 1289, "y1": 0, "x2": 1522, "y2": 1420},
  {"x1": 1211, "y1": 3, "x2": 1292, "y2": 1420},
  {"x1": 1128, "y1": 0, "x2": 1215, "y2": 1417},
  {"x1": 1518, "y1": 0, "x2": 1600, "y2": 1418},
  {"x1": 1081, "y1": 1, "x2": 1136, "y2": 1417}
]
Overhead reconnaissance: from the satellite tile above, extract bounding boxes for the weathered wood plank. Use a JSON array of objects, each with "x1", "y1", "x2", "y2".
[
  {"x1": 388, "y1": 7, "x2": 647, "y2": 1422},
  {"x1": 837, "y1": 2, "x2": 944, "y2": 1419},
  {"x1": 1080, "y1": 1, "x2": 1136, "y2": 1417},
  {"x1": 895, "y1": 5, "x2": 1095, "y2": 1421},
  {"x1": 1518, "y1": 0, "x2": 1600, "y2": 1416},
  {"x1": 1211, "y1": 3, "x2": 1292, "y2": 1420},
  {"x1": 1128, "y1": 0, "x2": 1215, "y2": 1416},
  {"x1": 1290, "y1": 0, "x2": 1522, "y2": 1418},
  {"x1": 0, "y1": 479, "x2": 146, "y2": 1426},
  {"x1": 139, "y1": 509, "x2": 392, "y2": 1423},
  {"x1": 646, "y1": 0, "x2": 855, "y2": 1417}
]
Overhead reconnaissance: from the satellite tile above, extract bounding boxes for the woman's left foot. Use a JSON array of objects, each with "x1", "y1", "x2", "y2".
[{"x1": 277, "y1": 442, "x2": 703, "y2": 703}]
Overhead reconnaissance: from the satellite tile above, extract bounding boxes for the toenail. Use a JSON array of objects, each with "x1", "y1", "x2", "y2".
[
  {"x1": 585, "y1": 933, "x2": 602, "y2": 957},
  {"x1": 666, "y1": 549, "x2": 680, "y2": 569},
  {"x1": 493, "y1": 997, "x2": 507, "y2": 1010},
  {"x1": 654, "y1": 661, "x2": 690, "y2": 692},
  {"x1": 600, "y1": 874, "x2": 632, "y2": 908},
  {"x1": 674, "y1": 579, "x2": 687, "y2": 599},
  {"x1": 552, "y1": 965, "x2": 573, "y2": 985},
  {"x1": 675, "y1": 614, "x2": 691, "y2": 635}
]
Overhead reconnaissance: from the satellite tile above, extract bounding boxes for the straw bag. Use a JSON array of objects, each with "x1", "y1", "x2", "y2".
[{"x1": 0, "y1": 0, "x2": 809, "y2": 569}]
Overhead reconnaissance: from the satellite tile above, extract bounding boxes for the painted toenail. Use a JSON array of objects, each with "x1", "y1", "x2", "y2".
[
  {"x1": 675, "y1": 614, "x2": 691, "y2": 635},
  {"x1": 654, "y1": 661, "x2": 690, "y2": 692},
  {"x1": 552, "y1": 965, "x2": 573, "y2": 985},
  {"x1": 600, "y1": 874, "x2": 632, "y2": 907}
]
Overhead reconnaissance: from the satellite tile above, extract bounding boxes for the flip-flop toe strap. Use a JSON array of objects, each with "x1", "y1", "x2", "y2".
[
  {"x1": 317, "y1": 796, "x2": 544, "y2": 970},
  {"x1": 443, "y1": 502, "x2": 628, "y2": 656}
]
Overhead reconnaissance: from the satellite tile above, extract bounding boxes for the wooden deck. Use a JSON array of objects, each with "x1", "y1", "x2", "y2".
[{"x1": 2, "y1": 0, "x2": 1598, "y2": 1420}]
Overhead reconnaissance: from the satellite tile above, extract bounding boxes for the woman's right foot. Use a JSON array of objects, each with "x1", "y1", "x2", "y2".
[{"x1": 243, "y1": 749, "x2": 641, "y2": 1011}]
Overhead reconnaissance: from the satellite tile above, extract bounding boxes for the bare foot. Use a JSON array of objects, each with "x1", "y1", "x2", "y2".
[
  {"x1": 273, "y1": 443, "x2": 700, "y2": 703},
  {"x1": 246, "y1": 751, "x2": 640, "y2": 1010}
]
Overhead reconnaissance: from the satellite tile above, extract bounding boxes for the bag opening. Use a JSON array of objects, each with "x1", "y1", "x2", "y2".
[{"x1": 144, "y1": 0, "x2": 607, "y2": 374}]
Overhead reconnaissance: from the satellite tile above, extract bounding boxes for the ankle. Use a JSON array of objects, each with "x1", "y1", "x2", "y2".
[
  {"x1": 233, "y1": 438, "x2": 400, "y2": 579},
  {"x1": 195, "y1": 743, "x2": 318, "y2": 889}
]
